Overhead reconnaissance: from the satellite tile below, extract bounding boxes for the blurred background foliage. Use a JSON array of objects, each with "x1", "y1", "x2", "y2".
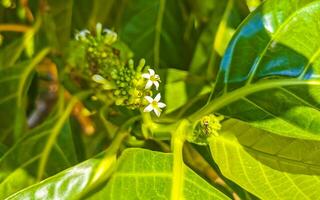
[{"x1": 0, "y1": 0, "x2": 262, "y2": 199}]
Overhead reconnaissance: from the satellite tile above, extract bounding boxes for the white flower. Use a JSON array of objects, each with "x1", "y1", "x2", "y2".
[
  {"x1": 75, "y1": 29, "x2": 90, "y2": 40},
  {"x1": 143, "y1": 93, "x2": 166, "y2": 117},
  {"x1": 103, "y1": 28, "x2": 117, "y2": 44},
  {"x1": 142, "y1": 69, "x2": 161, "y2": 90},
  {"x1": 92, "y1": 74, "x2": 115, "y2": 90}
]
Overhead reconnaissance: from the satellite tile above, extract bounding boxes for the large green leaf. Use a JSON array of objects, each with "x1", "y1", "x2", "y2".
[
  {"x1": 8, "y1": 148, "x2": 230, "y2": 200},
  {"x1": 192, "y1": 0, "x2": 320, "y2": 140},
  {"x1": 0, "y1": 118, "x2": 78, "y2": 199},
  {"x1": 209, "y1": 119, "x2": 320, "y2": 199},
  {"x1": 119, "y1": 0, "x2": 196, "y2": 69}
]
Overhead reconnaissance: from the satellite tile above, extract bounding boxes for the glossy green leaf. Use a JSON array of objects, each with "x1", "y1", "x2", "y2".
[
  {"x1": 119, "y1": 0, "x2": 196, "y2": 69},
  {"x1": 209, "y1": 119, "x2": 320, "y2": 199},
  {"x1": 194, "y1": 0, "x2": 320, "y2": 140},
  {"x1": 0, "y1": 168, "x2": 35, "y2": 199},
  {"x1": 0, "y1": 117, "x2": 78, "y2": 198},
  {"x1": 8, "y1": 148, "x2": 230, "y2": 200},
  {"x1": 214, "y1": 0, "x2": 249, "y2": 57},
  {"x1": 6, "y1": 150, "x2": 101, "y2": 200}
]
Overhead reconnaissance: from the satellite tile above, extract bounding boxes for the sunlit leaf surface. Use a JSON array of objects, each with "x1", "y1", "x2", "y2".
[
  {"x1": 202, "y1": 0, "x2": 320, "y2": 140},
  {"x1": 210, "y1": 119, "x2": 320, "y2": 199},
  {"x1": 8, "y1": 148, "x2": 230, "y2": 200}
]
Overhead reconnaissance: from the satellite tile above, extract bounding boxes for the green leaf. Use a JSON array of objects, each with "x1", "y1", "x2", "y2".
[
  {"x1": 0, "y1": 39, "x2": 24, "y2": 68},
  {"x1": 160, "y1": 68, "x2": 209, "y2": 118},
  {"x1": 42, "y1": 0, "x2": 73, "y2": 49},
  {"x1": 189, "y1": 0, "x2": 228, "y2": 78},
  {"x1": 0, "y1": 118, "x2": 78, "y2": 198},
  {"x1": 0, "y1": 168, "x2": 35, "y2": 199},
  {"x1": 119, "y1": 0, "x2": 195, "y2": 69},
  {"x1": 6, "y1": 149, "x2": 101, "y2": 200},
  {"x1": 87, "y1": 0, "x2": 115, "y2": 27},
  {"x1": 209, "y1": 119, "x2": 320, "y2": 200},
  {"x1": 192, "y1": 0, "x2": 320, "y2": 140},
  {"x1": 8, "y1": 148, "x2": 230, "y2": 200},
  {"x1": 214, "y1": 0, "x2": 249, "y2": 56},
  {"x1": 0, "y1": 49, "x2": 50, "y2": 140}
]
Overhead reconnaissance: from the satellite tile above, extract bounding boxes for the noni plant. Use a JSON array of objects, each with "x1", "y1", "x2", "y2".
[{"x1": 1, "y1": 0, "x2": 320, "y2": 200}]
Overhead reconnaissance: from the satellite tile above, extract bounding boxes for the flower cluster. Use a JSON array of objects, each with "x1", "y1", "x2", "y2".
[
  {"x1": 199, "y1": 114, "x2": 224, "y2": 136},
  {"x1": 188, "y1": 114, "x2": 224, "y2": 145},
  {"x1": 74, "y1": 23, "x2": 166, "y2": 117},
  {"x1": 75, "y1": 23, "x2": 120, "y2": 77}
]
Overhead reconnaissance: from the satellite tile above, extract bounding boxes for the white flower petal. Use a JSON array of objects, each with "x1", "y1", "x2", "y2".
[
  {"x1": 142, "y1": 73, "x2": 150, "y2": 79},
  {"x1": 103, "y1": 28, "x2": 112, "y2": 34},
  {"x1": 80, "y1": 29, "x2": 90, "y2": 36},
  {"x1": 158, "y1": 102, "x2": 166, "y2": 108},
  {"x1": 144, "y1": 105, "x2": 154, "y2": 112},
  {"x1": 155, "y1": 93, "x2": 161, "y2": 102},
  {"x1": 153, "y1": 108, "x2": 161, "y2": 117},
  {"x1": 154, "y1": 81, "x2": 159, "y2": 90},
  {"x1": 92, "y1": 74, "x2": 105, "y2": 83},
  {"x1": 145, "y1": 80, "x2": 153, "y2": 89},
  {"x1": 148, "y1": 69, "x2": 155, "y2": 76},
  {"x1": 144, "y1": 96, "x2": 154, "y2": 103}
]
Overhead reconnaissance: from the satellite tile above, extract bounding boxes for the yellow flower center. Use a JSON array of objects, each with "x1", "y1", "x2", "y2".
[
  {"x1": 150, "y1": 75, "x2": 157, "y2": 81},
  {"x1": 151, "y1": 101, "x2": 158, "y2": 108}
]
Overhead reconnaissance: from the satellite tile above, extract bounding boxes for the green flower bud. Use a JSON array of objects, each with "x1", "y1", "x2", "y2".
[{"x1": 188, "y1": 114, "x2": 224, "y2": 145}]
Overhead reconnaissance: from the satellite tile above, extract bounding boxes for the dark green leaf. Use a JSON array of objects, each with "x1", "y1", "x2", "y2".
[
  {"x1": 0, "y1": 118, "x2": 78, "y2": 198},
  {"x1": 119, "y1": 0, "x2": 196, "y2": 69},
  {"x1": 193, "y1": 0, "x2": 320, "y2": 140},
  {"x1": 42, "y1": 0, "x2": 73, "y2": 49}
]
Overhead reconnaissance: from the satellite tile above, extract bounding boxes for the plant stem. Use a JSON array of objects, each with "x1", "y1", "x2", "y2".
[
  {"x1": 171, "y1": 119, "x2": 189, "y2": 200},
  {"x1": 0, "y1": 24, "x2": 30, "y2": 32},
  {"x1": 188, "y1": 79, "x2": 320, "y2": 122}
]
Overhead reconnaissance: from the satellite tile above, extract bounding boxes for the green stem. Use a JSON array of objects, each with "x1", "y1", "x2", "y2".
[
  {"x1": 141, "y1": 111, "x2": 177, "y2": 140},
  {"x1": 171, "y1": 119, "x2": 189, "y2": 200},
  {"x1": 188, "y1": 79, "x2": 320, "y2": 122}
]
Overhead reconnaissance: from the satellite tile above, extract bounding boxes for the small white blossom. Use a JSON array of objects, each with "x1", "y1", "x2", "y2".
[
  {"x1": 103, "y1": 28, "x2": 117, "y2": 44},
  {"x1": 142, "y1": 69, "x2": 160, "y2": 90},
  {"x1": 92, "y1": 74, "x2": 115, "y2": 90},
  {"x1": 143, "y1": 93, "x2": 166, "y2": 117},
  {"x1": 92, "y1": 74, "x2": 106, "y2": 84},
  {"x1": 75, "y1": 29, "x2": 90, "y2": 40}
]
